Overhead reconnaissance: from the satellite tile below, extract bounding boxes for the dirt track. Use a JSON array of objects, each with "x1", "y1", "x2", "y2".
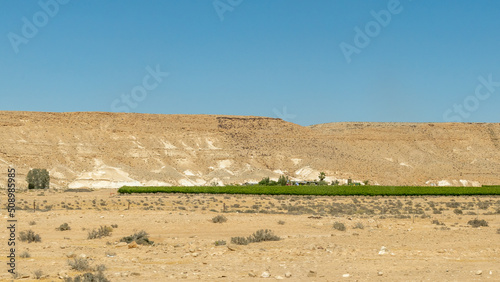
[{"x1": 2, "y1": 189, "x2": 499, "y2": 281}]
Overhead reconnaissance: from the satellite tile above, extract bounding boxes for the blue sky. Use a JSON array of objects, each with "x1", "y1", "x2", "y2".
[{"x1": 1, "y1": 0, "x2": 500, "y2": 126}]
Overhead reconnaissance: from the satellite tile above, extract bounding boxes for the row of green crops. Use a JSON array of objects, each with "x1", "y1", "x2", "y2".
[{"x1": 118, "y1": 185, "x2": 500, "y2": 196}]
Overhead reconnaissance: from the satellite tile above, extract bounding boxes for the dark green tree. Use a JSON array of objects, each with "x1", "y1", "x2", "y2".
[
  {"x1": 277, "y1": 175, "x2": 289, "y2": 186},
  {"x1": 26, "y1": 168, "x2": 50, "y2": 189},
  {"x1": 318, "y1": 172, "x2": 326, "y2": 182},
  {"x1": 258, "y1": 177, "x2": 270, "y2": 185}
]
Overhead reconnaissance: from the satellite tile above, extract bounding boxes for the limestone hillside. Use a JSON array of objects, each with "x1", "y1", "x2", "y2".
[{"x1": 0, "y1": 111, "x2": 499, "y2": 188}]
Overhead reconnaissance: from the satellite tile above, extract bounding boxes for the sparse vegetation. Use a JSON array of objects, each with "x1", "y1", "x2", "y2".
[
  {"x1": 57, "y1": 223, "x2": 71, "y2": 231},
  {"x1": 432, "y1": 219, "x2": 445, "y2": 226},
  {"x1": 333, "y1": 222, "x2": 346, "y2": 231},
  {"x1": 19, "y1": 230, "x2": 41, "y2": 243},
  {"x1": 212, "y1": 215, "x2": 227, "y2": 223},
  {"x1": 87, "y1": 226, "x2": 113, "y2": 239},
  {"x1": 68, "y1": 258, "x2": 92, "y2": 271},
  {"x1": 230, "y1": 236, "x2": 249, "y2": 245},
  {"x1": 353, "y1": 222, "x2": 364, "y2": 229},
  {"x1": 64, "y1": 271, "x2": 110, "y2": 282},
  {"x1": 278, "y1": 220, "x2": 285, "y2": 225},
  {"x1": 231, "y1": 229, "x2": 281, "y2": 245},
  {"x1": 20, "y1": 251, "x2": 31, "y2": 258},
  {"x1": 214, "y1": 240, "x2": 226, "y2": 246},
  {"x1": 33, "y1": 270, "x2": 43, "y2": 279},
  {"x1": 467, "y1": 218, "x2": 488, "y2": 228},
  {"x1": 120, "y1": 230, "x2": 153, "y2": 245}
]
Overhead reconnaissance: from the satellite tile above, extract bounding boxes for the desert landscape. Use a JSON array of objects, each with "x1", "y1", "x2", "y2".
[
  {"x1": 1, "y1": 112, "x2": 500, "y2": 281},
  {"x1": 1, "y1": 188, "x2": 499, "y2": 281}
]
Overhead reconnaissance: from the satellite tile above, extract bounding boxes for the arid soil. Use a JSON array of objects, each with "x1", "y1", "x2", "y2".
[
  {"x1": 2, "y1": 189, "x2": 499, "y2": 281},
  {"x1": 1, "y1": 111, "x2": 500, "y2": 188}
]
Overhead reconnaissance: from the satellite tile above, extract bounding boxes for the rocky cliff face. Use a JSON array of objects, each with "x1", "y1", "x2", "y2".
[{"x1": 0, "y1": 111, "x2": 499, "y2": 188}]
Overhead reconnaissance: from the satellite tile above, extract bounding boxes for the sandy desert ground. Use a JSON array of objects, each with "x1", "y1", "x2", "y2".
[{"x1": 1, "y1": 189, "x2": 499, "y2": 281}]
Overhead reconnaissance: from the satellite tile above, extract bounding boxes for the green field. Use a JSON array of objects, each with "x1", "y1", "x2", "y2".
[{"x1": 118, "y1": 185, "x2": 500, "y2": 196}]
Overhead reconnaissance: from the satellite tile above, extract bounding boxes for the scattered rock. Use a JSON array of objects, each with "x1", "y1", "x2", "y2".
[
  {"x1": 65, "y1": 252, "x2": 76, "y2": 258},
  {"x1": 116, "y1": 242, "x2": 127, "y2": 247},
  {"x1": 476, "y1": 270, "x2": 482, "y2": 275},
  {"x1": 128, "y1": 241, "x2": 138, "y2": 249},
  {"x1": 285, "y1": 272, "x2": 292, "y2": 278},
  {"x1": 342, "y1": 274, "x2": 350, "y2": 278},
  {"x1": 261, "y1": 271, "x2": 271, "y2": 278},
  {"x1": 248, "y1": 272, "x2": 256, "y2": 277},
  {"x1": 377, "y1": 271, "x2": 383, "y2": 276},
  {"x1": 307, "y1": 270, "x2": 317, "y2": 277},
  {"x1": 276, "y1": 275, "x2": 284, "y2": 280},
  {"x1": 378, "y1": 246, "x2": 389, "y2": 255}
]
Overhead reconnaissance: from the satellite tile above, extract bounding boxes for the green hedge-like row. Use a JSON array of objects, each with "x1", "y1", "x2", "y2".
[{"x1": 118, "y1": 185, "x2": 500, "y2": 196}]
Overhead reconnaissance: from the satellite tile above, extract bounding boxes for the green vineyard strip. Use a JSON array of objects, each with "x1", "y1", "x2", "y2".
[{"x1": 118, "y1": 185, "x2": 500, "y2": 196}]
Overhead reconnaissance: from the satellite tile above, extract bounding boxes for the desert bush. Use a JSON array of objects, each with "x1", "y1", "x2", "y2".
[
  {"x1": 63, "y1": 271, "x2": 110, "y2": 282},
  {"x1": 20, "y1": 251, "x2": 31, "y2": 258},
  {"x1": 19, "y1": 230, "x2": 41, "y2": 243},
  {"x1": 111, "y1": 224, "x2": 118, "y2": 228},
  {"x1": 33, "y1": 270, "x2": 43, "y2": 279},
  {"x1": 333, "y1": 222, "x2": 346, "y2": 231},
  {"x1": 231, "y1": 229, "x2": 280, "y2": 245},
  {"x1": 87, "y1": 226, "x2": 113, "y2": 239},
  {"x1": 212, "y1": 215, "x2": 227, "y2": 223},
  {"x1": 497, "y1": 228, "x2": 500, "y2": 234},
  {"x1": 57, "y1": 223, "x2": 71, "y2": 231},
  {"x1": 120, "y1": 230, "x2": 153, "y2": 245},
  {"x1": 248, "y1": 229, "x2": 280, "y2": 243},
  {"x1": 431, "y1": 219, "x2": 445, "y2": 225},
  {"x1": 231, "y1": 236, "x2": 249, "y2": 245},
  {"x1": 278, "y1": 220, "x2": 285, "y2": 225},
  {"x1": 476, "y1": 202, "x2": 490, "y2": 209},
  {"x1": 467, "y1": 218, "x2": 488, "y2": 228},
  {"x1": 214, "y1": 240, "x2": 226, "y2": 246},
  {"x1": 453, "y1": 208, "x2": 463, "y2": 214},
  {"x1": 29, "y1": 221, "x2": 36, "y2": 226},
  {"x1": 68, "y1": 258, "x2": 92, "y2": 271},
  {"x1": 353, "y1": 222, "x2": 364, "y2": 229}
]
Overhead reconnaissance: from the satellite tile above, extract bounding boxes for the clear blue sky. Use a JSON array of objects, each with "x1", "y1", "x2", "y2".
[{"x1": 1, "y1": 0, "x2": 499, "y2": 126}]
